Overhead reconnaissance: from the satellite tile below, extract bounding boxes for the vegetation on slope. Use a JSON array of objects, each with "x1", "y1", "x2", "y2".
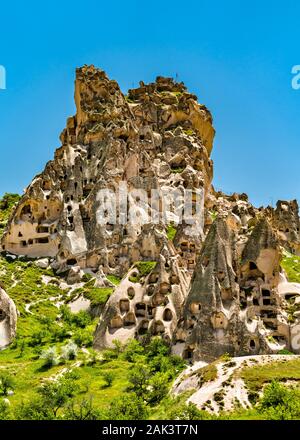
[
  {"x1": 281, "y1": 249, "x2": 300, "y2": 283},
  {"x1": 0, "y1": 193, "x2": 21, "y2": 237},
  {"x1": 240, "y1": 357, "x2": 300, "y2": 392}
]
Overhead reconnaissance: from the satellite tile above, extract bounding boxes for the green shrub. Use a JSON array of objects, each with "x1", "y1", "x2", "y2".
[
  {"x1": 169, "y1": 402, "x2": 210, "y2": 420},
  {"x1": 147, "y1": 372, "x2": 169, "y2": 404},
  {"x1": 73, "y1": 329, "x2": 93, "y2": 347},
  {"x1": 107, "y1": 393, "x2": 148, "y2": 420},
  {"x1": 40, "y1": 347, "x2": 59, "y2": 368},
  {"x1": 61, "y1": 341, "x2": 78, "y2": 361},
  {"x1": 0, "y1": 373, "x2": 15, "y2": 396},
  {"x1": 122, "y1": 339, "x2": 145, "y2": 362},
  {"x1": 102, "y1": 371, "x2": 114, "y2": 388},
  {"x1": 0, "y1": 400, "x2": 10, "y2": 420}
]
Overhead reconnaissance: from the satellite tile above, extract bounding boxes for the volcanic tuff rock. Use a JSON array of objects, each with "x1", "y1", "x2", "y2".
[
  {"x1": 1, "y1": 65, "x2": 300, "y2": 358},
  {"x1": 0, "y1": 286, "x2": 17, "y2": 348}
]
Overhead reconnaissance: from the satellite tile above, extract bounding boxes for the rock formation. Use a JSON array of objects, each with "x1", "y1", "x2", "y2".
[
  {"x1": 1, "y1": 65, "x2": 300, "y2": 358},
  {"x1": 0, "y1": 286, "x2": 17, "y2": 348}
]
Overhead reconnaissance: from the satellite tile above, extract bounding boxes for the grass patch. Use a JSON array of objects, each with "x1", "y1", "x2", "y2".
[
  {"x1": 281, "y1": 250, "x2": 300, "y2": 283},
  {"x1": 83, "y1": 287, "x2": 113, "y2": 307},
  {"x1": 195, "y1": 363, "x2": 218, "y2": 387},
  {"x1": 107, "y1": 275, "x2": 121, "y2": 286},
  {"x1": 240, "y1": 358, "x2": 300, "y2": 392},
  {"x1": 166, "y1": 225, "x2": 177, "y2": 241}
]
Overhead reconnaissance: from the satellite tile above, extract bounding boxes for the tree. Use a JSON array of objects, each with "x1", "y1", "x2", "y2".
[
  {"x1": 258, "y1": 381, "x2": 300, "y2": 420},
  {"x1": 65, "y1": 397, "x2": 101, "y2": 420},
  {"x1": 15, "y1": 399, "x2": 53, "y2": 420},
  {"x1": 128, "y1": 363, "x2": 151, "y2": 398},
  {"x1": 102, "y1": 371, "x2": 114, "y2": 388},
  {"x1": 107, "y1": 393, "x2": 148, "y2": 420},
  {"x1": 37, "y1": 374, "x2": 79, "y2": 418},
  {"x1": 0, "y1": 373, "x2": 15, "y2": 396},
  {"x1": 147, "y1": 372, "x2": 169, "y2": 404},
  {"x1": 122, "y1": 339, "x2": 144, "y2": 362}
]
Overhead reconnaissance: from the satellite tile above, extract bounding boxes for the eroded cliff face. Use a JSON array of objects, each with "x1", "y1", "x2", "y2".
[
  {"x1": 175, "y1": 218, "x2": 289, "y2": 362},
  {"x1": 0, "y1": 286, "x2": 17, "y2": 348},
  {"x1": 1, "y1": 65, "x2": 300, "y2": 358},
  {"x1": 1, "y1": 66, "x2": 214, "y2": 273}
]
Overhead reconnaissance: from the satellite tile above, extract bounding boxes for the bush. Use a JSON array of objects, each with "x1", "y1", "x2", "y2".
[
  {"x1": 29, "y1": 330, "x2": 48, "y2": 347},
  {"x1": 73, "y1": 329, "x2": 93, "y2": 347},
  {"x1": 107, "y1": 393, "x2": 148, "y2": 420},
  {"x1": 0, "y1": 400, "x2": 10, "y2": 420},
  {"x1": 122, "y1": 339, "x2": 144, "y2": 362},
  {"x1": 82, "y1": 273, "x2": 93, "y2": 282},
  {"x1": 147, "y1": 372, "x2": 169, "y2": 404},
  {"x1": 169, "y1": 402, "x2": 210, "y2": 420},
  {"x1": 60, "y1": 306, "x2": 92, "y2": 328},
  {"x1": 15, "y1": 399, "x2": 53, "y2": 420},
  {"x1": 134, "y1": 261, "x2": 157, "y2": 277},
  {"x1": 0, "y1": 373, "x2": 15, "y2": 396},
  {"x1": 258, "y1": 381, "x2": 300, "y2": 420},
  {"x1": 40, "y1": 347, "x2": 59, "y2": 368},
  {"x1": 61, "y1": 341, "x2": 78, "y2": 361},
  {"x1": 64, "y1": 397, "x2": 101, "y2": 420},
  {"x1": 102, "y1": 372, "x2": 114, "y2": 388},
  {"x1": 128, "y1": 363, "x2": 151, "y2": 398}
]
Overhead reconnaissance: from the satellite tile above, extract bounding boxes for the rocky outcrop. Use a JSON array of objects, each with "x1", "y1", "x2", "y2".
[
  {"x1": 1, "y1": 66, "x2": 214, "y2": 277},
  {"x1": 0, "y1": 287, "x2": 17, "y2": 348},
  {"x1": 174, "y1": 218, "x2": 290, "y2": 362},
  {"x1": 1, "y1": 64, "x2": 300, "y2": 358},
  {"x1": 273, "y1": 200, "x2": 300, "y2": 254}
]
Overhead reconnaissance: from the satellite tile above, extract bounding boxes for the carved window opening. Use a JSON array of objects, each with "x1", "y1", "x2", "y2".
[
  {"x1": 152, "y1": 320, "x2": 165, "y2": 335},
  {"x1": 124, "y1": 312, "x2": 136, "y2": 327},
  {"x1": 127, "y1": 287, "x2": 135, "y2": 299},
  {"x1": 36, "y1": 226, "x2": 49, "y2": 234},
  {"x1": 66, "y1": 258, "x2": 77, "y2": 265},
  {"x1": 249, "y1": 261, "x2": 258, "y2": 270},
  {"x1": 135, "y1": 303, "x2": 146, "y2": 317},
  {"x1": 160, "y1": 282, "x2": 170, "y2": 295},
  {"x1": 0, "y1": 310, "x2": 6, "y2": 322},
  {"x1": 262, "y1": 289, "x2": 270, "y2": 297},
  {"x1": 149, "y1": 273, "x2": 159, "y2": 283},
  {"x1": 138, "y1": 320, "x2": 149, "y2": 335},
  {"x1": 163, "y1": 308, "x2": 173, "y2": 321},
  {"x1": 183, "y1": 347, "x2": 194, "y2": 360},
  {"x1": 110, "y1": 315, "x2": 123, "y2": 329},
  {"x1": 147, "y1": 306, "x2": 155, "y2": 318},
  {"x1": 146, "y1": 284, "x2": 155, "y2": 296},
  {"x1": 119, "y1": 299, "x2": 130, "y2": 313}
]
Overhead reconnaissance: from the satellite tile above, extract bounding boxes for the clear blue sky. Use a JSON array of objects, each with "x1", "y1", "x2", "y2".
[{"x1": 0, "y1": 0, "x2": 299, "y2": 207}]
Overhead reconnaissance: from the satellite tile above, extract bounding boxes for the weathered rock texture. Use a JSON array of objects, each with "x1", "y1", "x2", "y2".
[
  {"x1": 1, "y1": 65, "x2": 300, "y2": 358},
  {"x1": 0, "y1": 286, "x2": 17, "y2": 348}
]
